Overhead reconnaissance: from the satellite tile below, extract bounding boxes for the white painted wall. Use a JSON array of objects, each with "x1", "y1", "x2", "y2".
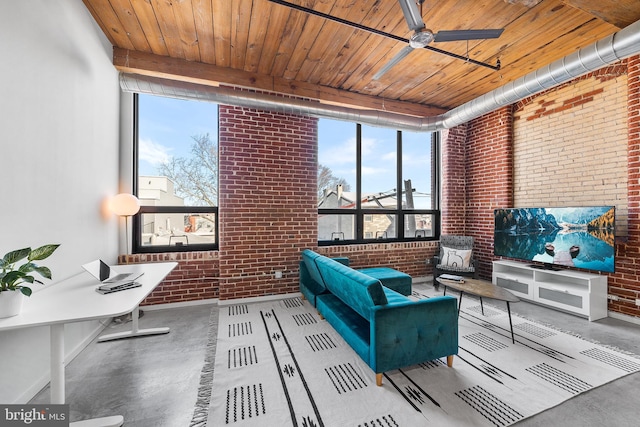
[{"x1": 0, "y1": 1, "x2": 121, "y2": 403}]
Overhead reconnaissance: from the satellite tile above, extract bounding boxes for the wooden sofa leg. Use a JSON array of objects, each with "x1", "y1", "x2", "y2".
[
  {"x1": 318, "y1": 311, "x2": 324, "y2": 320},
  {"x1": 447, "y1": 355, "x2": 454, "y2": 367},
  {"x1": 376, "y1": 373, "x2": 383, "y2": 386}
]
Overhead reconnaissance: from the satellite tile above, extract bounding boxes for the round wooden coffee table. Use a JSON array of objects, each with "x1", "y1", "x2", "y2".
[{"x1": 436, "y1": 276, "x2": 520, "y2": 343}]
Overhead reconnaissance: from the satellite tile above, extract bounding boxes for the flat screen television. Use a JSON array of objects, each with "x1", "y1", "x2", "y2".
[{"x1": 494, "y1": 206, "x2": 615, "y2": 273}]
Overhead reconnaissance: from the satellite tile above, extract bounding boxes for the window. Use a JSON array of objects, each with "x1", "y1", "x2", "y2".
[
  {"x1": 318, "y1": 120, "x2": 440, "y2": 244},
  {"x1": 133, "y1": 94, "x2": 219, "y2": 253}
]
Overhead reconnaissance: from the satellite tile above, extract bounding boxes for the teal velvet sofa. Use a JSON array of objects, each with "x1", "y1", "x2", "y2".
[{"x1": 299, "y1": 249, "x2": 459, "y2": 386}]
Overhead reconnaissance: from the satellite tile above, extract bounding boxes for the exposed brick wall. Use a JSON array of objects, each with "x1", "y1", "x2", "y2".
[
  {"x1": 465, "y1": 106, "x2": 514, "y2": 278},
  {"x1": 118, "y1": 251, "x2": 218, "y2": 305},
  {"x1": 611, "y1": 55, "x2": 640, "y2": 317},
  {"x1": 441, "y1": 125, "x2": 468, "y2": 234},
  {"x1": 454, "y1": 58, "x2": 640, "y2": 319},
  {"x1": 512, "y1": 71, "x2": 628, "y2": 229},
  {"x1": 217, "y1": 105, "x2": 318, "y2": 300}
]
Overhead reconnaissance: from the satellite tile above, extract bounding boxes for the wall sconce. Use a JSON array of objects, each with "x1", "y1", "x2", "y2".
[{"x1": 110, "y1": 193, "x2": 140, "y2": 254}]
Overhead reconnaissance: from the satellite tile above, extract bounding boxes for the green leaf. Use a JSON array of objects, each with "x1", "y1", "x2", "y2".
[
  {"x1": 3, "y1": 247, "x2": 30, "y2": 266},
  {"x1": 32, "y1": 266, "x2": 51, "y2": 279},
  {"x1": 18, "y1": 262, "x2": 37, "y2": 274},
  {"x1": 1, "y1": 270, "x2": 26, "y2": 287},
  {"x1": 28, "y1": 244, "x2": 60, "y2": 261},
  {"x1": 20, "y1": 287, "x2": 32, "y2": 297}
]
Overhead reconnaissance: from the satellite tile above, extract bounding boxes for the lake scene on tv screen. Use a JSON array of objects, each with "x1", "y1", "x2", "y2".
[{"x1": 494, "y1": 206, "x2": 615, "y2": 273}]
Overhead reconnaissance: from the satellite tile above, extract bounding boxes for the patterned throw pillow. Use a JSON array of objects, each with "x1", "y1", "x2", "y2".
[{"x1": 441, "y1": 246, "x2": 472, "y2": 269}]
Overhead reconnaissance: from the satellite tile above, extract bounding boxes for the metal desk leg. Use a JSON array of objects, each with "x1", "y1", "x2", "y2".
[
  {"x1": 480, "y1": 297, "x2": 484, "y2": 315},
  {"x1": 507, "y1": 302, "x2": 515, "y2": 344},
  {"x1": 457, "y1": 292, "x2": 464, "y2": 317},
  {"x1": 98, "y1": 306, "x2": 169, "y2": 342}
]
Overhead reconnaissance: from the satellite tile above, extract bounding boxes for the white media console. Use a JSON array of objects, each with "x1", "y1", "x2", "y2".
[{"x1": 492, "y1": 260, "x2": 608, "y2": 321}]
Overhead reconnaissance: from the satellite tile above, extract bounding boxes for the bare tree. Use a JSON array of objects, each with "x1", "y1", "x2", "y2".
[
  {"x1": 318, "y1": 163, "x2": 351, "y2": 200},
  {"x1": 158, "y1": 139, "x2": 349, "y2": 205},
  {"x1": 158, "y1": 133, "x2": 218, "y2": 206}
]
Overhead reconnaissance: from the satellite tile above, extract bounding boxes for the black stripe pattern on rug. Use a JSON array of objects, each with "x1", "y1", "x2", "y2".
[{"x1": 456, "y1": 385, "x2": 524, "y2": 426}]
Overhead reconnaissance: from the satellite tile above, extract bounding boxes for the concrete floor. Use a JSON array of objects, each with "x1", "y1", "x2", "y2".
[
  {"x1": 30, "y1": 291, "x2": 640, "y2": 426},
  {"x1": 30, "y1": 303, "x2": 216, "y2": 426}
]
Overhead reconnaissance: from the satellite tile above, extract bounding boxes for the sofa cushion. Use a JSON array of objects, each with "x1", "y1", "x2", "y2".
[
  {"x1": 301, "y1": 249, "x2": 326, "y2": 290},
  {"x1": 358, "y1": 267, "x2": 412, "y2": 296},
  {"x1": 315, "y1": 255, "x2": 387, "y2": 320}
]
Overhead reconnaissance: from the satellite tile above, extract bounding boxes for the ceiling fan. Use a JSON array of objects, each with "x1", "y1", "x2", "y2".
[{"x1": 268, "y1": 0, "x2": 504, "y2": 79}]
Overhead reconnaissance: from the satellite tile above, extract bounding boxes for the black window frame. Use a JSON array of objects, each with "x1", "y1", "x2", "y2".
[
  {"x1": 131, "y1": 93, "x2": 219, "y2": 254},
  {"x1": 318, "y1": 124, "x2": 441, "y2": 246}
]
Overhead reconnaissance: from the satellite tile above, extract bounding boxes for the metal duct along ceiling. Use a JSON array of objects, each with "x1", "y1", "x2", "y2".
[{"x1": 120, "y1": 19, "x2": 640, "y2": 132}]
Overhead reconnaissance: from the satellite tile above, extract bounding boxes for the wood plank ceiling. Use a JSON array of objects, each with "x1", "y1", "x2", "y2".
[{"x1": 83, "y1": 0, "x2": 640, "y2": 118}]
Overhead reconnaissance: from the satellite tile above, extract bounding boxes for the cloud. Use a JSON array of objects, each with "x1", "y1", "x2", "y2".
[
  {"x1": 139, "y1": 138, "x2": 172, "y2": 166},
  {"x1": 319, "y1": 136, "x2": 356, "y2": 165}
]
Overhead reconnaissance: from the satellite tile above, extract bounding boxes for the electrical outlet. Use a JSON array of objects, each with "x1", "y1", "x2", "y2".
[
  {"x1": 425, "y1": 259, "x2": 432, "y2": 265},
  {"x1": 607, "y1": 294, "x2": 619, "y2": 301},
  {"x1": 636, "y1": 298, "x2": 640, "y2": 306},
  {"x1": 274, "y1": 270, "x2": 283, "y2": 279}
]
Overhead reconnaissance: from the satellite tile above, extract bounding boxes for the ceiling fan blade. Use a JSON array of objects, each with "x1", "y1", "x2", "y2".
[
  {"x1": 373, "y1": 45, "x2": 415, "y2": 80},
  {"x1": 397, "y1": 0, "x2": 426, "y2": 31},
  {"x1": 267, "y1": 0, "x2": 501, "y2": 71},
  {"x1": 434, "y1": 29, "x2": 504, "y2": 42}
]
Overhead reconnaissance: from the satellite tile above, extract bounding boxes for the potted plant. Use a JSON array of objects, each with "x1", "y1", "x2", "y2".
[{"x1": 0, "y1": 244, "x2": 60, "y2": 318}]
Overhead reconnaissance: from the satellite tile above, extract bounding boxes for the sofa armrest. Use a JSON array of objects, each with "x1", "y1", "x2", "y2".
[{"x1": 369, "y1": 296, "x2": 458, "y2": 373}]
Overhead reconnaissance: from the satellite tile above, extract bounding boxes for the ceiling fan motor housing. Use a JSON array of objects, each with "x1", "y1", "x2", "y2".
[{"x1": 409, "y1": 30, "x2": 435, "y2": 48}]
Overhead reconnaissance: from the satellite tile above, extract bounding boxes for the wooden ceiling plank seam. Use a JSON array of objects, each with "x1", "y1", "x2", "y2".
[
  {"x1": 305, "y1": 2, "x2": 376, "y2": 85},
  {"x1": 560, "y1": 0, "x2": 640, "y2": 28},
  {"x1": 128, "y1": 0, "x2": 170, "y2": 56},
  {"x1": 269, "y1": 8, "x2": 310, "y2": 76},
  {"x1": 172, "y1": 0, "x2": 202, "y2": 62},
  {"x1": 400, "y1": 1, "x2": 608, "y2": 106},
  {"x1": 289, "y1": 0, "x2": 343, "y2": 82},
  {"x1": 91, "y1": 0, "x2": 631, "y2": 112},
  {"x1": 318, "y1": 1, "x2": 396, "y2": 87},
  {"x1": 347, "y1": 0, "x2": 508, "y2": 98},
  {"x1": 243, "y1": 0, "x2": 273, "y2": 73},
  {"x1": 415, "y1": 18, "x2": 614, "y2": 107},
  {"x1": 280, "y1": 0, "x2": 340, "y2": 80},
  {"x1": 108, "y1": 0, "x2": 153, "y2": 53},
  {"x1": 229, "y1": 0, "x2": 253, "y2": 70},
  {"x1": 255, "y1": 4, "x2": 292, "y2": 75},
  {"x1": 329, "y1": 2, "x2": 409, "y2": 90},
  {"x1": 212, "y1": 0, "x2": 232, "y2": 67},
  {"x1": 150, "y1": 0, "x2": 186, "y2": 58},
  {"x1": 326, "y1": 1, "x2": 401, "y2": 87},
  {"x1": 191, "y1": 0, "x2": 216, "y2": 64},
  {"x1": 82, "y1": 0, "x2": 136, "y2": 50}
]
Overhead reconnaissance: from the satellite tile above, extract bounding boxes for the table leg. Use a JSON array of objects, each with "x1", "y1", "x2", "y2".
[
  {"x1": 50, "y1": 324, "x2": 65, "y2": 404},
  {"x1": 480, "y1": 297, "x2": 484, "y2": 315},
  {"x1": 50, "y1": 325, "x2": 124, "y2": 426},
  {"x1": 97, "y1": 306, "x2": 169, "y2": 342},
  {"x1": 507, "y1": 302, "x2": 515, "y2": 344},
  {"x1": 457, "y1": 292, "x2": 463, "y2": 317}
]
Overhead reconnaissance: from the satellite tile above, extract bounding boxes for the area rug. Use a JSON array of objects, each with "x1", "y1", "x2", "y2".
[{"x1": 207, "y1": 284, "x2": 640, "y2": 426}]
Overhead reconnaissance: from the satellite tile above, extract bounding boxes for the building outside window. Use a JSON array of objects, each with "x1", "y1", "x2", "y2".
[
  {"x1": 133, "y1": 94, "x2": 219, "y2": 253},
  {"x1": 318, "y1": 120, "x2": 440, "y2": 244}
]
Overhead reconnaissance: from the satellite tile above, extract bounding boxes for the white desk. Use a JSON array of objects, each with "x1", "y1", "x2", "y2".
[{"x1": 0, "y1": 261, "x2": 177, "y2": 427}]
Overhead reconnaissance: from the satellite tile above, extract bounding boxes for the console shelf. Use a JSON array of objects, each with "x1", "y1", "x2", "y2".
[{"x1": 492, "y1": 260, "x2": 607, "y2": 321}]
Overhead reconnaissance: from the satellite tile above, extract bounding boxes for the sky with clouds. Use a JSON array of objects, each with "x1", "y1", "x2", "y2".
[{"x1": 139, "y1": 94, "x2": 433, "y2": 207}]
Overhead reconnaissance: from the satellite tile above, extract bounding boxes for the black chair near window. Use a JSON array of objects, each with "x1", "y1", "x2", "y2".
[{"x1": 431, "y1": 235, "x2": 479, "y2": 289}]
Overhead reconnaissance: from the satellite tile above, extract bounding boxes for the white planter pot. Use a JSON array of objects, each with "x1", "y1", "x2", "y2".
[{"x1": 0, "y1": 290, "x2": 24, "y2": 318}]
